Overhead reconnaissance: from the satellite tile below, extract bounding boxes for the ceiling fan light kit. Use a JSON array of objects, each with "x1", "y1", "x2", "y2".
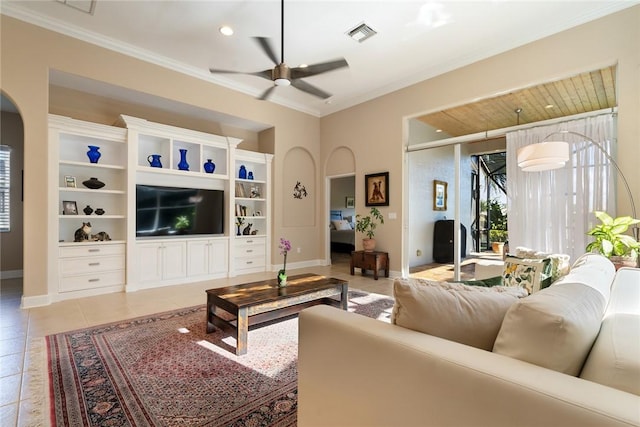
[{"x1": 209, "y1": 0, "x2": 349, "y2": 101}]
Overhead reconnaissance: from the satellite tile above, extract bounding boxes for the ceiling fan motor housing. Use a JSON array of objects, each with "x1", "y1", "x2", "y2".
[{"x1": 273, "y1": 63, "x2": 291, "y2": 85}]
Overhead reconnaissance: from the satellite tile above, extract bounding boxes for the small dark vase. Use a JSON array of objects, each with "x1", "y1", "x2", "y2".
[
  {"x1": 83, "y1": 205, "x2": 94, "y2": 215},
  {"x1": 87, "y1": 146, "x2": 101, "y2": 164},
  {"x1": 82, "y1": 177, "x2": 105, "y2": 189},
  {"x1": 203, "y1": 159, "x2": 216, "y2": 174},
  {"x1": 177, "y1": 149, "x2": 189, "y2": 171},
  {"x1": 239, "y1": 165, "x2": 247, "y2": 179},
  {"x1": 248, "y1": 171, "x2": 254, "y2": 180},
  {"x1": 95, "y1": 208, "x2": 105, "y2": 216}
]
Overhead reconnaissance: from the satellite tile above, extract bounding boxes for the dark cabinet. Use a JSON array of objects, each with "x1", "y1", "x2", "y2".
[{"x1": 433, "y1": 220, "x2": 467, "y2": 263}]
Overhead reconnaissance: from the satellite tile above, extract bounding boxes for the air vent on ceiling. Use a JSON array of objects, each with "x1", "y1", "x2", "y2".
[
  {"x1": 56, "y1": 0, "x2": 96, "y2": 15},
  {"x1": 347, "y1": 22, "x2": 377, "y2": 43}
]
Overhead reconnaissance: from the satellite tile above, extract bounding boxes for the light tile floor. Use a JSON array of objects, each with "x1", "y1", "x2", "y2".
[{"x1": 0, "y1": 258, "x2": 393, "y2": 426}]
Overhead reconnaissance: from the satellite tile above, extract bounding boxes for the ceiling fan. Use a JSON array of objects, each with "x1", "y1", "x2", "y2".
[{"x1": 209, "y1": 0, "x2": 349, "y2": 101}]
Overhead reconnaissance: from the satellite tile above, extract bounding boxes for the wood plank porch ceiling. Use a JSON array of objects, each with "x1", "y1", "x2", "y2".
[{"x1": 416, "y1": 66, "x2": 617, "y2": 137}]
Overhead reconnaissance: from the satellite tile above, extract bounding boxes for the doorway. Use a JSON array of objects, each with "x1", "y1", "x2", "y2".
[{"x1": 328, "y1": 175, "x2": 355, "y2": 267}]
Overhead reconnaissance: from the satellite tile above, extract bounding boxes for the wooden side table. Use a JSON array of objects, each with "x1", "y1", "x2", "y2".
[{"x1": 350, "y1": 250, "x2": 389, "y2": 280}]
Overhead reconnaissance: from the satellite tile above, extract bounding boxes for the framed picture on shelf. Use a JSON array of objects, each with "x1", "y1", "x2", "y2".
[
  {"x1": 64, "y1": 175, "x2": 77, "y2": 188},
  {"x1": 433, "y1": 180, "x2": 447, "y2": 211},
  {"x1": 365, "y1": 172, "x2": 389, "y2": 207},
  {"x1": 345, "y1": 196, "x2": 355, "y2": 208},
  {"x1": 62, "y1": 200, "x2": 78, "y2": 215}
]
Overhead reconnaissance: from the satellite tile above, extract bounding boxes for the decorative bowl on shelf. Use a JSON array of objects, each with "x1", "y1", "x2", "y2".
[
  {"x1": 95, "y1": 208, "x2": 105, "y2": 215},
  {"x1": 82, "y1": 177, "x2": 105, "y2": 189}
]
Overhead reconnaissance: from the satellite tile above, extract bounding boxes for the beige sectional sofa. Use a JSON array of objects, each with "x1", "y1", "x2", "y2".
[{"x1": 298, "y1": 254, "x2": 640, "y2": 426}]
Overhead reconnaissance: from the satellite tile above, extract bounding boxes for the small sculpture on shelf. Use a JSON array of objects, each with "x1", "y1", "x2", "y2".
[
  {"x1": 242, "y1": 223, "x2": 253, "y2": 235},
  {"x1": 91, "y1": 231, "x2": 112, "y2": 241},
  {"x1": 95, "y1": 208, "x2": 105, "y2": 216},
  {"x1": 73, "y1": 222, "x2": 91, "y2": 242},
  {"x1": 235, "y1": 217, "x2": 245, "y2": 236},
  {"x1": 83, "y1": 205, "x2": 93, "y2": 215}
]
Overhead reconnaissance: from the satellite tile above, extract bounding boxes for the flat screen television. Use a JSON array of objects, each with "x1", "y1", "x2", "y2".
[{"x1": 136, "y1": 185, "x2": 224, "y2": 237}]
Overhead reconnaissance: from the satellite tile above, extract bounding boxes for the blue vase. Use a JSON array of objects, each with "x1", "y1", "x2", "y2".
[
  {"x1": 203, "y1": 159, "x2": 216, "y2": 174},
  {"x1": 248, "y1": 171, "x2": 254, "y2": 180},
  {"x1": 87, "y1": 145, "x2": 101, "y2": 164},
  {"x1": 239, "y1": 165, "x2": 247, "y2": 179},
  {"x1": 147, "y1": 154, "x2": 162, "y2": 168},
  {"x1": 178, "y1": 149, "x2": 189, "y2": 171}
]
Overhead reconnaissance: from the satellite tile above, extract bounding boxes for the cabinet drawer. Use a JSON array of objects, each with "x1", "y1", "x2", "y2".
[
  {"x1": 234, "y1": 256, "x2": 266, "y2": 271},
  {"x1": 234, "y1": 237, "x2": 265, "y2": 247},
  {"x1": 234, "y1": 243, "x2": 265, "y2": 257},
  {"x1": 60, "y1": 255, "x2": 125, "y2": 275},
  {"x1": 60, "y1": 244, "x2": 125, "y2": 258},
  {"x1": 59, "y1": 270, "x2": 125, "y2": 293}
]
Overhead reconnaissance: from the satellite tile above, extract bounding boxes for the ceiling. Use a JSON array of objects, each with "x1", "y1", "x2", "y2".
[
  {"x1": 1, "y1": 1, "x2": 636, "y2": 118},
  {"x1": 417, "y1": 65, "x2": 617, "y2": 137}
]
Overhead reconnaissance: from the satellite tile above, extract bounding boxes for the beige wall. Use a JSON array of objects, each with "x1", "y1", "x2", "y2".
[
  {"x1": 321, "y1": 6, "x2": 640, "y2": 272},
  {"x1": 0, "y1": 111, "x2": 24, "y2": 274},
  {"x1": 1, "y1": 6, "x2": 639, "y2": 300},
  {"x1": 1, "y1": 15, "x2": 320, "y2": 300}
]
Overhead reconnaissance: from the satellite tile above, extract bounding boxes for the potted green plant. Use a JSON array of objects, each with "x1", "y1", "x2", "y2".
[
  {"x1": 586, "y1": 211, "x2": 640, "y2": 269},
  {"x1": 175, "y1": 215, "x2": 190, "y2": 233},
  {"x1": 355, "y1": 207, "x2": 384, "y2": 251}
]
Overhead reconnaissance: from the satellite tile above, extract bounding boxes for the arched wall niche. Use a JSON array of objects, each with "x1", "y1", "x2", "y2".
[
  {"x1": 282, "y1": 147, "x2": 316, "y2": 227},
  {"x1": 325, "y1": 146, "x2": 356, "y2": 176}
]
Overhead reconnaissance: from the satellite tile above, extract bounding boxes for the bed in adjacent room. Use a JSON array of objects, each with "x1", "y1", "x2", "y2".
[{"x1": 330, "y1": 210, "x2": 355, "y2": 253}]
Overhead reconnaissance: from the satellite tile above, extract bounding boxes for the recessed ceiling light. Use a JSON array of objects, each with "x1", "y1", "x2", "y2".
[
  {"x1": 219, "y1": 26, "x2": 234, "y2": 36},
  {"x1": 545, "y1": 104, "x2": 554, "y2": 109},
  {"x1": 298, "y1": 64, "x2": 308, "y2": 68},
  {"x1": 436, "y1": 129, "x2": 443, "y2": 133}
]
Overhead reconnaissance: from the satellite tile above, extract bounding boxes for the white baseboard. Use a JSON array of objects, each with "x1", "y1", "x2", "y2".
[
  {"x1": 21, "y1": 294, "x2": 51, "y2": 309},
  {"x1": 1, "y1": 269, "x2": 24, "y2": 279}
]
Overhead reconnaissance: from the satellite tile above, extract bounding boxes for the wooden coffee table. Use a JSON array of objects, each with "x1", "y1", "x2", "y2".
[{"x1": 206, "y1": 273, "x2": 348, "y2": 355}]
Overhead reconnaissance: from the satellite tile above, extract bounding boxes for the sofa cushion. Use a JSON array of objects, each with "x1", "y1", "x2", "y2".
[
  {"x1": 579, "y1": 313, "x2": 640, "y2": 395},
  {"x1": 493, "y1": 253, "x2": 616, "y2": 376},
  {"x1": 391, "y1": 278, "x2": 526, "y2": 351}
]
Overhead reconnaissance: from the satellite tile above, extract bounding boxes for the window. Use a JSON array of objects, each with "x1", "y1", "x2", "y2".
[{"x1": 0, "y1": 145, "x2": 10, "y2": 232}]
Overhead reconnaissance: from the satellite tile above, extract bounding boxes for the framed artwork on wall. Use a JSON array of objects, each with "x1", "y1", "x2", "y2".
[
  {"x1": 433, "y1": 180, "x2": 447, "y2": 211},
  {"x1": 345, "y1": 196, "x2": 355, "y2": 208},
  {"x1": 365, "y1": 172, "x2": 389, "y2": 207}
]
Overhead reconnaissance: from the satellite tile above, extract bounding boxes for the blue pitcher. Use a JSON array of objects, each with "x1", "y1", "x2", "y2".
[{"x1": 147, "y1": 154, "x2": 162, "y2": 168}]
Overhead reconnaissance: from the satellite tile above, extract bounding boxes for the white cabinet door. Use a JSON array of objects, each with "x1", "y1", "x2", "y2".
[
  {"x1": 209, "y1": 240, "x2": 228, "y2": 274},
  {"x1": 162, "y1": 241, "x2": 187, "y2": 280},
  {"x1": 187, "y1": 240, "x2": 209, "y2": 277},
  {"x1": 137, "y1": 243, "x2": 163, "y2": 283}
]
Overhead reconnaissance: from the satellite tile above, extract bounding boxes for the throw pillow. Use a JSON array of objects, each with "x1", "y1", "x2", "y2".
[
  {"x1": 502, "y1": 256, "x2": 548, "y2": 294},
  {"x1": 391, "y1": 278, "x2": 526, "y2": 351},
  {"x1": 454, "y1": 275, "x2": 504, "y2": 288},
  {"x1": 331, "y1": 219, "x2": 351, "y2": 231}
]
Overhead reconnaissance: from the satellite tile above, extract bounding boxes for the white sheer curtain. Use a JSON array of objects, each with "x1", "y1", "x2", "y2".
[{"x1": 506, "y1": 114, "x2": 615, "y2": 261}]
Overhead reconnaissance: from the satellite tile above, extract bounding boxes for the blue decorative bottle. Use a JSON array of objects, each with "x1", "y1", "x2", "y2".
[
  {"x1": 177, "y1": 149, "x2": 189, "y2": 171},
  {"x1": 239, "y1": 165, "x2": 247, "y2": 179},
  {"x1": 203, "y1": 159, "x2": 216, "y2": 174},
  {"x1": 248, "y1": 171, "x2": 254, "y2": 180},
  {"x1": 87, "y1": 145, "x2": 101, "y2": 164}
]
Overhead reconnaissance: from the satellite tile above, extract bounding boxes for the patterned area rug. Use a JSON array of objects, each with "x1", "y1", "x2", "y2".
[{"x1": 46, "y1": 290, "x2": 394, "y2": 426}]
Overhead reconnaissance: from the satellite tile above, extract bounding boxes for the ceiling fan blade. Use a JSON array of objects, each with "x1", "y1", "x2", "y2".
[
  {"x1": 209, "y1": 68, "x2": 273, "y2": 81},
  {"x1": 290, "y1": 79, "x2": 332, "y2": 99},
  {"x1": 253, "y1": 37, "x2": 279, "y2": 66},
  {"x1": 291, "y1": 58, "x2": 349, "y2": 79},
  {"x1": 258, "y1": 85, "x2": 277, "y2": 101}
]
